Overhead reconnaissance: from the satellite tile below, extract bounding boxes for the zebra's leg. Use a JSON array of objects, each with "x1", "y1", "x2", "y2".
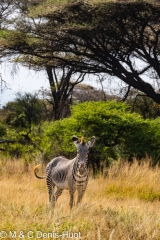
[
  {"x1": 69, "y1": 188, "x2": 76, "y2": 209},
  {"x1": 50, "y1": 186, "x2": 63, "y2": 207},
  {"x1": 54, "y1": 187, "x2": 63, "y2": 202},
  {"x1": 77, "y1": 187, "x2": 86, "y2": 206},
  {"x1": 50, "y1": 184, "x2": 56, "y2": 207}
]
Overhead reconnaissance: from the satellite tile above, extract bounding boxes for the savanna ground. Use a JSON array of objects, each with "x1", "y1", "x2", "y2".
[{"x1": 0, "y1": 159, "x2": 160, "y2": 240}]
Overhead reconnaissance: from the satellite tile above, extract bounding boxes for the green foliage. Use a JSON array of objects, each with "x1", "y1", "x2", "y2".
[
  {"x1": 41, "y1": 101, "x2": 160, "y2": 166},
  {"x1": 0, "y1": 29, "x2": 40, "y2": 49},
  {"x1": 0, "y1": 92, "x2": 47, "y2": 160},
  {"x1": 0, "y1": 122, "x2": 6, "y2": 137},
  {"x1": 2, "y1": 126, "x2": 43, "y2": 160},
  {"x1": 4, "y1": 92, "x2": 45, "y2": 131},
  {"x1": 2, "y1": 100, "x2": 160, "y2": 167},
  {"x1": 126, "y1": 92, "x2": 160, "y2": 119}
]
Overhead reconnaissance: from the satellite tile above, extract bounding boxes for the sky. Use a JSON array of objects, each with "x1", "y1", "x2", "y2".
[
  {"x1": 0, "y1": 62, "x2": 50, "y2": 107},
  {"x1": 0, "y1": 59, "x2": 153, "y2": 108},
  {"x1": 0, "y1": 62, "x2": 105, "y2": 107}
]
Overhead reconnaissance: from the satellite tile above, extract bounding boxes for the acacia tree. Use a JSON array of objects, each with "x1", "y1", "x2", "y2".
[
  {"x1": 45, "y1": 66, "x2": 85, "y2": 119},
  {"x1": 0, "y1": 0, "x2": 15, "y2": 29},
  {"x1": 20, "y1": 56, "x2": 86, "y2": 119},
  {"x1": 36, "y1": 0, "x2": 160, "y2": 103},
  {"x1": 0, "y1": 1, "x2": 160, "y2": 104},
  {"x1": 0, "y1": 0, "x2": 17, "y2": 92},
  {"x1": 0, "y1": 0, "x2": 87, "y2": 119}
]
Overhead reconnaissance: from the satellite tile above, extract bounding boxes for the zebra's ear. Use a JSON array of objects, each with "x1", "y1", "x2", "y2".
[
  {"x1": 87, "y1": 136, "x2": 96, "y2": 148},
  {"x1": 72, "y1": 135, "x2": 79, "y2": 147}
]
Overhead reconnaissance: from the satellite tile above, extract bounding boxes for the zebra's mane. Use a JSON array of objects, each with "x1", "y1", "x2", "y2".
[{"x1": 81, "y1": 136, "x2": 85, "y2": 145}]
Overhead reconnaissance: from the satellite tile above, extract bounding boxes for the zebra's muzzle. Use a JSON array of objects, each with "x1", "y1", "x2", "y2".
[{"x1": 79, "y1": 163, "x2": 85, "y2": 175}]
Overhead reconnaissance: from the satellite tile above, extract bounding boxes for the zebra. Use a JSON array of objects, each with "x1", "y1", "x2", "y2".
[{"x1": 34, "y1": 135, "x2": 96, "y2": 209}]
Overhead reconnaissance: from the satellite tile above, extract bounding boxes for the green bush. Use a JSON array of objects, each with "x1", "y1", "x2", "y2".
[
  {"x1": 1, "y1": 125, "x2": 43, "y2": 160},
  {"x1": 2, "y1": 100, "x2": 160, "y2": 168},
  {"x1": 41, "y1": 101, "x2": 160, "y2": 167},
  {"x1": 0, "y1": 122, "x2": 6, "y2": 137}
]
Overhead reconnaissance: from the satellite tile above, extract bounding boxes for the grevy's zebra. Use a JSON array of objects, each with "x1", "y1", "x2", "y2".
[{"x1": 34, "y1": 136, "x2": 95, "y2": 209}]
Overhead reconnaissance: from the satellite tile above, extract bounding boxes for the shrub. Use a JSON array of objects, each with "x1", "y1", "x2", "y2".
[{"x1": 41, "y1": 101, "x2": 160, "y2": 168}]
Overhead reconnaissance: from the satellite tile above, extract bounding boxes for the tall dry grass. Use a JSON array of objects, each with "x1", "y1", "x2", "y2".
[{"x1": 0, "y1": 159, "x2": 159, "y2": 240}]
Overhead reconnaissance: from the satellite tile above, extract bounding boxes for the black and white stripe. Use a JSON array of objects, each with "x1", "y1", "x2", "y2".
[{"x1": 34, "y1": 136, "x2": 95, "y2": 209}]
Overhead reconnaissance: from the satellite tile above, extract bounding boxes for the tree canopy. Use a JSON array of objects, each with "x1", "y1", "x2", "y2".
[{"x1": 0, "y1": 0, "x2": 160, "y2": 104}]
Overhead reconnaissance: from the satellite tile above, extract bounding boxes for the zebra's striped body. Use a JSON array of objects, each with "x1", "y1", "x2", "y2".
[{"x1": 34, "y1": 136, "x2": 95, "y2": 209}]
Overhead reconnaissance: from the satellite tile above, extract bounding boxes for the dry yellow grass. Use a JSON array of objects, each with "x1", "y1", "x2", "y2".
[{"x1": 0, "y1": 159, "x2": 159, "y2": 240}]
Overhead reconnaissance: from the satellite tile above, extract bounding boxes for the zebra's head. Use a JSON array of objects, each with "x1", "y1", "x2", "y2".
[{"x1": 72, "y1": 136, "x2": 96, "y2": 174}]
